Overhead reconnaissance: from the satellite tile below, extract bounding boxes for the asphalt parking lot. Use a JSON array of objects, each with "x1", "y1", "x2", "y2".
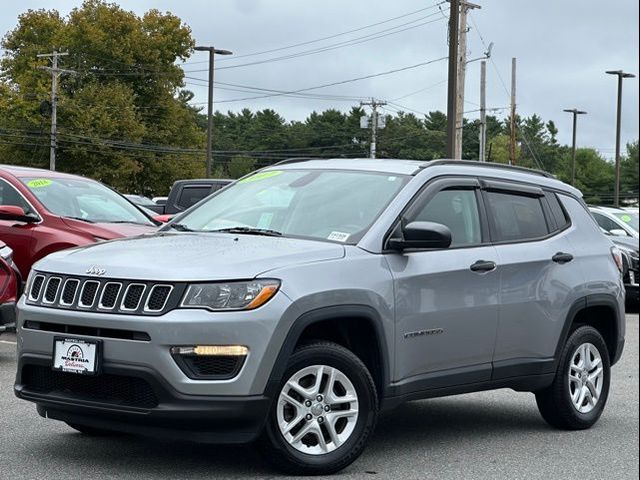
[{"x1": 1, "y1": 312, "x2": 638, "y2": 480}]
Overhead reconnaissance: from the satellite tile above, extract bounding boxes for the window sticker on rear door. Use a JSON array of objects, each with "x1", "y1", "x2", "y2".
[
  {"x1": 26, "y1": 178, "x2": 52, "y2": 188},
  {"x1": 328, "y1": 231, "x2": 350, "y2": 242}
]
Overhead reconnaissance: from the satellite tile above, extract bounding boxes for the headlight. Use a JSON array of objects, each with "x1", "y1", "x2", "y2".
[{"x1": 181, "y1": 279, "x2": 280, "y2": 311}]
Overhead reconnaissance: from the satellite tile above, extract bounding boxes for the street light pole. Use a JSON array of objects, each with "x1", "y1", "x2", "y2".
[
  {"x1": 194, "y1": 46, "x2": 233, "y2": 178},
  {"x1": 563, "y1": 108, "x2": 587, "y2": 187},
  {"x1": 605, "y1": 70, "x2": 635, "y2": 207}
]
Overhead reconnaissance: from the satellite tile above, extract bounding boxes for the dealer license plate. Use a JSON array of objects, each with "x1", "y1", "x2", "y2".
[{"x1": 52, "y1": 337, "x2": 100, "y2": 375}]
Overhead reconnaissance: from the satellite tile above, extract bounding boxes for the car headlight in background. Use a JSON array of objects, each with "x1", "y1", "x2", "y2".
[{"x1": 181, "y1": 279, "x2": 280, "y2": 311}]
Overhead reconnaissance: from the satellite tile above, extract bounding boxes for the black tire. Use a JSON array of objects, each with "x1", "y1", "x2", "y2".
[
  {"x1": 65, "y1": 422, "x2": 119, "y2": 436},
  {"x1": 536, "y1": 325, "x2": 611, "y2": 430},
  {"x1": 258, "y1": 341, "x2": 378, "y2": 475}
]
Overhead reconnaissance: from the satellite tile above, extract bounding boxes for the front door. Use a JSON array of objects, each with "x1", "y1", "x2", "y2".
[
  {"x1": 385, "y1": 177, "x2": 499, "y2": 393},
  {"x1": 0, "y1": 178, "x2": 38, "y2": 277}
]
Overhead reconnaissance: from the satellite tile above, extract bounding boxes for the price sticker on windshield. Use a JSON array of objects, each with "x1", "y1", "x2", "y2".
[
  {"x1": 328, "y1": 231, "x2": 350, "y2": 242},
  {"x1": 27, "y1": 178, "x2": 52, "y2": 188}
]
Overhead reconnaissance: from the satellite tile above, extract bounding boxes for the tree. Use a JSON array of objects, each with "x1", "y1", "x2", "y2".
[
  {"x1": 0, "y1": 0, "x2": 203, "y2": 194},
  {"x1": 227, "y1": 155, "x2": 256, "y2": 179}
]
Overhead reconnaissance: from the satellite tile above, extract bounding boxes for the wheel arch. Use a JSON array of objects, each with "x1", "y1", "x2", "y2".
[
  {"x1": 555, "y1": 294, "x2": 623, "y2": 367},
  {"x1": 264, "y1": 305, "x2": 390, "y2": 401}
]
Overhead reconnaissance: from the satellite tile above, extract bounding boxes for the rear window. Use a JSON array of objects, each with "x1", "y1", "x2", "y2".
[
  {"x1": 176, "y1": 186, "x2": 211, "y2": 210},
  {"x1": 546, "y1": 192, "x2": 570, "y2": 231},
  {"x1": 486, "y1": 191, "x2": 549, "y2": 242}
]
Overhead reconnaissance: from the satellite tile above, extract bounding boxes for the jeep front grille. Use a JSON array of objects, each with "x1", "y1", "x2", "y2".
[{"x1": 26, "y1": 273, "x2": 182, "y2": 316}]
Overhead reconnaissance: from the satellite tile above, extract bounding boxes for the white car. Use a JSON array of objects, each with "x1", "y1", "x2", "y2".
[{"x1": 589, "y1": 205, "x2": 639, "y2": 239}]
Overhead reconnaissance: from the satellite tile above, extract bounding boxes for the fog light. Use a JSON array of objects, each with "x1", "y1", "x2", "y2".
[{"x1": 170, "y1": 345, "x2": 249, "y2": 356}]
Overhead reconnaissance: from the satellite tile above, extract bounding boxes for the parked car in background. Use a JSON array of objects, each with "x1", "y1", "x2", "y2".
[
  {"x1": 162, "y1": 178, "x2": 233, "y2": 216},
  {"x1": 124, "y1": 194, "x2": 165, "y2": 214},
  {"x1": 589, "y1": 206, "x2": 639, "y2": 238},
  {"x1": 0, "y1": 241, "x2": 20, "y2": 334},
  {"x1": 0, "y1": 165, "x2": 158, "y2": 278},
  {"x1": 608, "y1": 235, "x2": 639, "y2": 303}
]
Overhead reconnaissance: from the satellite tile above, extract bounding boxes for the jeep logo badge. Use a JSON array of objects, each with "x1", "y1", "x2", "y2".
[{"x1": 86, "y1": 265, "x2": 106, "y2": 276}]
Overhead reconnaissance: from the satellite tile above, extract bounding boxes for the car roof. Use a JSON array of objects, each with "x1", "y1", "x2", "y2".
[
  {"x1": 589, "y1": 205, "x2": 630, "y2": 214},
  {"x1": 0, "y1": 164, "x2": 87, "y2": 180},
  {"x1": 264, "y1": 158, "x2": 578, "y2": 194}
]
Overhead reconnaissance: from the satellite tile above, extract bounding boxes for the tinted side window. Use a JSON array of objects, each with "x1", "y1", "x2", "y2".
[
  {"x1": 485, "y1": 191, "x2": 549, "y2": 242},
  {"x1": 176, "y1": 186, "x2": 211, "y2": 209},
  {"x1": 411, "y1": 189, "x2": 482, "y2": 247},
  {"x1": 546, "y1": 192, "x2": 570, "y2": 230},
  {"x1": 591, "y1": 212, "x2": 621, "y2": 234},
  {"x1": 0, "y1": 179, "x2": 33, "y2": 214}
]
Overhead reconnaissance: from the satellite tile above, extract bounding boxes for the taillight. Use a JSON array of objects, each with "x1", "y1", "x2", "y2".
[
  {"x1": 0, "y1": 258, "x2": 18, "y2": 304},
  {"x1": 611, "y1": 246, "x2": 624, "y2": 274}
]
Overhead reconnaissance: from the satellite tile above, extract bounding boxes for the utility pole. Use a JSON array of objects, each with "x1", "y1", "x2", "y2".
[
  {"x1": 479, "y1": 60, "x2": 487, "y2": 162},
  {"x1": 360, "y1": 99, "x2": 387, "y2": 158},
  {"x1": 509, "y1": 57, "x2": 517, "y2": 165},
  {"x1": 37, "y1": 51, "x2": 73, "y2": 171},
  {"x1": 454, "y1": 1, "x2": 481, "y2": 160},
  {"x1": 445, "y1": 0, "x2": 460, "y2": 159},
  {"x1": 605, "y1": 70, "x2": 636, "y2": 207},
  {"x1": 563, "y1": 109, "x2": 587, "y2": 186},
  {"x1": 194, "y1": 46, "x2": 233, "y2": 177}
]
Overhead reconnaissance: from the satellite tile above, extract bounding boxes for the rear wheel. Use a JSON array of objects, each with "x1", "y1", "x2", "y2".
[
  {"x1": 259, "y1": 341, "x2": 378, "y2": 475},
  {"x1": 536, "y1": 326, "x2": 610, "y2": 430}
]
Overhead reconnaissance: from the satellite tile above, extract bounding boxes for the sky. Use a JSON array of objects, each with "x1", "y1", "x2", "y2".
[{"x1": 1, "y1": 0, "x2": 638, "y2": 159}]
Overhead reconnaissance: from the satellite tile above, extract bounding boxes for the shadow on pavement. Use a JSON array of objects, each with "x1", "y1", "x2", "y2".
[{"x1": 26, "y1": 395, "x2": 549, "y2": 476}]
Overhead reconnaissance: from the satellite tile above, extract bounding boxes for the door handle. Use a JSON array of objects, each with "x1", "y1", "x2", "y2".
[
  {"x1": 470, "y1": 260, "x2": 497, "y2": 272},
  {"x1": 552, "y1": 252, "x2": 574, "y2": 264}
]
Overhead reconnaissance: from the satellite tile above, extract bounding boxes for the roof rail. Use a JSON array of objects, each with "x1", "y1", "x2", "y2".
[
  {"x1": 419, "y1": 160, "x2": 555, "y2": 179},
  {"x1": 273, "y1": 157, "x2": 323, "y2": 166}
]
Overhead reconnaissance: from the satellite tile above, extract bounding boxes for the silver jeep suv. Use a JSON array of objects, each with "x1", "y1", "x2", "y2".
[{"x1": 15, "y1": 159, "x2": 626, "y2": 475}]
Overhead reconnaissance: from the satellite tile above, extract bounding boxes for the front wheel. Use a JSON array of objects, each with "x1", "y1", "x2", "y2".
[
  {"x1": 258, "y1": 341, "x2": 378, "y2": 475},
  {"x1": 536, "y1": 325, "x2": 611, "y2": 430}
]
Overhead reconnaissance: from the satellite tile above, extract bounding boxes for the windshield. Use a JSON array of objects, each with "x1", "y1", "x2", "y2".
[
  {"x1": 173, "y1": 169, "x2": 408, "y2": 243},
  {"x1": 21, "y1": 177, "x2": 154, "y2": 225},
  {"x1": 613, "y1": 212, "x2": 639, "y2": 233}
]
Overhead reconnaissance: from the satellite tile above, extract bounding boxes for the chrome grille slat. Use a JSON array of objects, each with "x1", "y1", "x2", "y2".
[
  {"x1": 78, "y1": 280, "x2": 100, "y2": 308},
  {"x1": 29, "y1": 275, "x2": 46, "y2": 301},
  {"x1": 98, "y1": 282, "x2": 122, "y2": 310},
  {"x1": 121, "y1": 283, "x2": 146, "y2": 311},
  {"x1": 60, "y1": 279, "x2": 80, "y2": 306},
  {"x1": 144, "y1": 285, "x2": 173, "y2": 312},
  {"x1": 25, "y1": 273, "x2": 175, "y2": 315},
  {"x1": 42, "y1": 277, "x2": 62, "y2": 304}
]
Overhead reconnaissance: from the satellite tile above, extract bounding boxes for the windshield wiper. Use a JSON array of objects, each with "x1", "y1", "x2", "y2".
[
  {"x1": 211, "y1": 227, "x2": 283, "y2": 237},
  {"x1": 64, "y1": 216, "x2": 95, "y2": 224},
  {"x1": 105, "y1": 220, "x2": 152, "y2": 226},
  {"x1": 169, "y1": 223, "x2": 195, "y2": 232}
]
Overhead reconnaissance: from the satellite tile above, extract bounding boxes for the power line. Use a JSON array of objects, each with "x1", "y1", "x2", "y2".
[
  {"x1": 213, "y1": 56, "x2": 449, "y2": 104},
  {"x1": 183, "y1": 3, "x2": 446, "y2": 65}
]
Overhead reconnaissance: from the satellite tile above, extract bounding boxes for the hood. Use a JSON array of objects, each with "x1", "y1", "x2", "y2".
[
  {"x1": 35, "y1": 232, "x2": 345, "y2": 281},
  {"x1": 60, "y1": 217, "x2": 158, "y2": 239}
]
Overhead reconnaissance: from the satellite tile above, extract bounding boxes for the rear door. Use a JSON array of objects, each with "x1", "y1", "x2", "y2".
[
  {"x1": 386, "y1": 177, "x2": 500, "y2": 391},
  {"x1": 483, "y1": 181, "x2": 585, "y2": 378}
]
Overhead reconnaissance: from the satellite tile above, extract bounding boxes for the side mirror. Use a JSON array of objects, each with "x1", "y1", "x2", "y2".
[
  {"x1": 388, "y1": 221, "x2": 453, "y2": 250},
  {"x1": 0, "y1": 205, "x2": 38, "y2": 223},
  {"x1": 610, "y1": 228, "x2": 628, "y2": 237}
]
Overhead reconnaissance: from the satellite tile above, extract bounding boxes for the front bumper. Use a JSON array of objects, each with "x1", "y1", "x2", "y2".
[
  {"x1": 15, "y1": 353, "x2": 270, "y2": 443},
  {"x1": 14, "y1": 292, "x2": 294, "y2": 442}
]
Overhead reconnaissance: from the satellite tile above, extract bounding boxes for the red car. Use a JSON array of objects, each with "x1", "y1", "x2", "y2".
[
  {"x1": 0, "y1": 241, "x2": 19, "y2": 333},
  {"x1": 0, "y1": 165, "x2": 158, "y2": 278}
]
